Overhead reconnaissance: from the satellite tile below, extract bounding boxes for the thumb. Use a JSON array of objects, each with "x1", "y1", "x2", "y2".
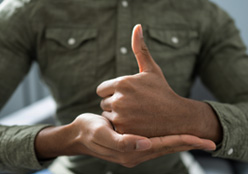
[
  {"x1": 93, "y1": 122, "x2": 152, "y2": 152},
  {"x1": 115, "y1": 134, "x2": 152, "y2": 152},
  {"x1": 132, "y1": 24, "x2": 157, "y2": 73}
]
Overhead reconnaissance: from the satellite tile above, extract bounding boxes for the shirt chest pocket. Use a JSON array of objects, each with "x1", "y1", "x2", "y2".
[
  {"x1": 145, "y1": 28, "x2": 200, "y2": 95},
  {"x1": 147, "y1": 28, "x2": 199, "y2": 57},
  {"x1": 42, "y1": 28, "x2": 98, "y2": 88},
  {"x1": 146, "y1": 28, "x2": 200, "y2": 71},
  {"x1": 45, "y1": 28, "x2": 97, "y2": 50}
]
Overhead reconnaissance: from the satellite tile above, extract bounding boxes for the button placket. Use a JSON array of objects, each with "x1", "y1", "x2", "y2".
[{"x1": 116, "y1": 0, "x2": 132, "y2": 76}]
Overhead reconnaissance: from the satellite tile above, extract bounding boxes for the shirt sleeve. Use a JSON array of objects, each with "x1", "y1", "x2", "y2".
[
  {"x1": 198, "y1": 2, "x2": 248, "y2": 161},
  {"x1": 0, "y1": 125, "x2": 52, "y2": 173},
  {"x1": 0, "y1": 0, "x2": 52, "y2": 172}
]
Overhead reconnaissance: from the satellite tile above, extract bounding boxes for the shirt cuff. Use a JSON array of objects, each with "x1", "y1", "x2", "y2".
[
  {"x1": 0, "y1": 124, "x2": 51, "y2": 171},
  {"x1": 204, "y1": 101, "x2": 248, "y2": 161}
]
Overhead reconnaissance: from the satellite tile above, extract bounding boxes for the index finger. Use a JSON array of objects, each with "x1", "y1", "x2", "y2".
[
  {"x1": 96, "y1": 78, "x2": 116, "y2": 98},
  {"x1": 93, "y1": 125, "x2": 152, "y2": 152},
  {"x1": 96, "y1": 76, "x2": 128, "y2": 98},
  {"x1": 150, "y1": 134, "x2": 216, "y2": 151}
]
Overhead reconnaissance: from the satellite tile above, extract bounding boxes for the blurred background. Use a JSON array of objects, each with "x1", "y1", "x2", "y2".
[{"x1": 0, "y1": 0, "x2": 247, "y2": 174}]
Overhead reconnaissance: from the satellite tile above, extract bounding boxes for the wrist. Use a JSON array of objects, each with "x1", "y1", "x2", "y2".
[
  {"x1": 34, "y1": 123, "x2": 81, "y2": 160},
  {"x1": 180, "y1": 97, "x2": 223, "y2": 143}
]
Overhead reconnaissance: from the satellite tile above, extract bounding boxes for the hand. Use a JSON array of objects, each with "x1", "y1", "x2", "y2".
[
  {"x1": 97, "y1": 25, "x2": 222, "y2": 143},
  {"x1": 35, "y1": 113, "x2": 216, "y2": 168}
]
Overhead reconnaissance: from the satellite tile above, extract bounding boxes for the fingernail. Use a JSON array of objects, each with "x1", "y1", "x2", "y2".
[
  {"x1": 136, "y1": 139, "x2": 151, "y2": 151},
  {"x1": 138, "y1": 24, "x2": 143, "y2": 39},
  {"x1": 194, "y1": 144, "x2": 216, "y2": 151}
]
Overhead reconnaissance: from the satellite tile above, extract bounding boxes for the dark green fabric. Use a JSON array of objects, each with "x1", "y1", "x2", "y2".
[
  {"x1": 0, "y1": 0, "x2": 248, "y2": 173},
  {"x1": 0, "y1": 125, "x2": 51, "y2": 173}
]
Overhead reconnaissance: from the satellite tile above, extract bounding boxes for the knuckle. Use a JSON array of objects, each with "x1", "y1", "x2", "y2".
[
  {"x1": 113, "y1": 92, "x2": 129, "y2": 110},
  {"x1": 91, "y1": 124, "x2": 104, "y2": 140},
  {"x1": 111, "y1": 99, "x2": 120, "y2": 111},
  {"x1": 117, "y1": 138, "x2": 127, "y2": 152},
  {"x1": 115, "y1": 126, "x2": 125, "y2": 134},
  {"x1": 162, "y1": 145, "x2": 173, "y2": 151},
  {"x1": 141, "y1": 44, "x2": 149, "y2": 54},
  {"x1": 111, "y1": 94, "x2": 124, "y2": 111},
  {"x1": 115, "y1": 76, "x2": 131, "y2": 90},
  {"x1": 139, "y1": 40, "x2": 150, "y2": 55},
  {"x1": 111, "y1": 112, "x2": 120, "y2": 123},
  {"x1": 115, "y1": 78, "x2": 125, "y2": 89},
  {"x1": 179, "y1": 135, "x2": 190, "y2": 145}
]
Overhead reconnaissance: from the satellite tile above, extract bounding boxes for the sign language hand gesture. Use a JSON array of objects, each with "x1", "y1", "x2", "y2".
[
  {"x1": 67, "y1": 113, "x2": 216, "y2": 167},
  {"x1": 97, "y1": 25, "x2": 222, "y2": 143},
  {"x1": 36, "y1": 112, "x2": 215, "y2": 168},
  {"x1": 36, "y1": 25, "x2": 218, "y2": 168}
]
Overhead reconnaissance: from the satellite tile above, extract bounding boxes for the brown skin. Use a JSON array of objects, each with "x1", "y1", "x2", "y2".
[
  {"x1": 35, "y1": 113, "x2": 216, "y2": 168},
  {"x1": 35, "y1": 25, "x2": 218, "y2": 168},
  {"x1": 97, "y1": 25, "x2": 222, "y2": 143}
]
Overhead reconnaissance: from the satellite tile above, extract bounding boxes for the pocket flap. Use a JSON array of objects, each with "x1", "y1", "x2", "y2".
[
  {"x1": 148, "y1": 28, "x2": 198, "y2": 49},
  {"x1": 46, "y1": 28, "x2": 97, "y2": 49}
]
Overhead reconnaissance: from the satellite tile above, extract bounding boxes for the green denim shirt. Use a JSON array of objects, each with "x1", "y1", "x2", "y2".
[{"x1": 0, "y1": 0, "x2": 248, "y2": 173}]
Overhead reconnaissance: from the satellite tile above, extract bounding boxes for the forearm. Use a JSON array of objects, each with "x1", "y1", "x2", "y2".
[{"x1": 35, "y1": 123, "x2": 87, "y2": 160}]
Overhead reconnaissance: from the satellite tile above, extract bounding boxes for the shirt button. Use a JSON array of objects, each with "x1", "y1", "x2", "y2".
[
  {"x1": 227, "y1": 148, "x2": 233, "y2": 155},
  {"x1": 121, "y1": 0, "x2": 128, "y2": 7},
  {"x1": 106, "y1": 171, "x2": 113, "y2": 174},
  {"x1": 120, "y1": 47, "x2": 128, "y2": 55},
  {"x1": 171, "y1": 36, "x2": 179, "y2": 44},
  {"x1": 68, "y1": 38, "x2": 76, "y2": 45}
]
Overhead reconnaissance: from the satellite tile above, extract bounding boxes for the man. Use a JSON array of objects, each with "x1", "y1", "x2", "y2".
[{"x1": 0, "y1": 0, "x2": 248, "y2": 174}]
